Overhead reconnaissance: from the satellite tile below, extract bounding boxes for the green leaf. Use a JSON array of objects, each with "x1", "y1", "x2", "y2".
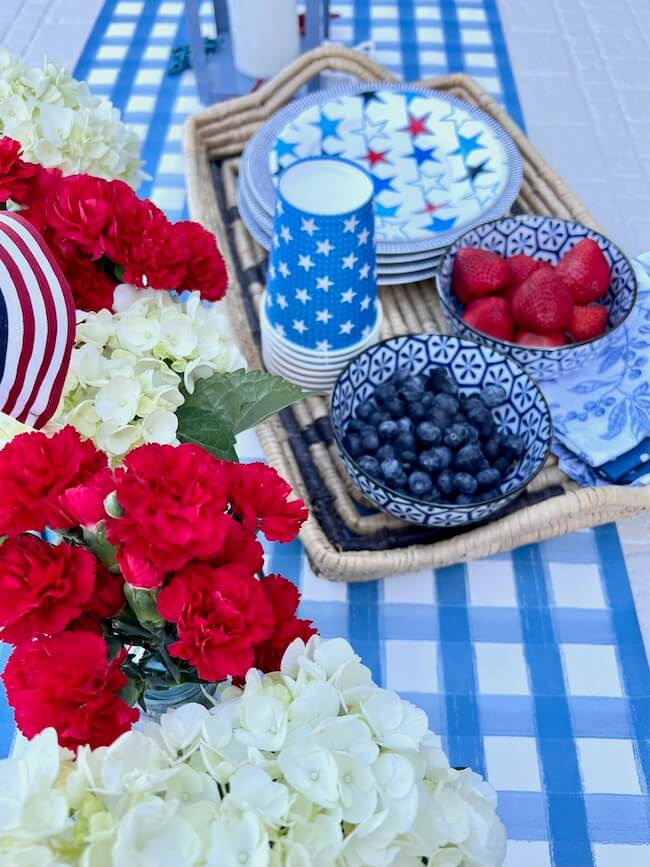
[
  {"x1": 118, "y1": 677, "x2": 142, "y2": 708},
  {"x1": 175, "y1": 407, "x2": 238, "y2": 461},
  {"x1": 123, "y1": 585, "x2": 166, "y2": 630},
  {"x1": 181, "y1": 369, "x2": 323, "y2": 435}
]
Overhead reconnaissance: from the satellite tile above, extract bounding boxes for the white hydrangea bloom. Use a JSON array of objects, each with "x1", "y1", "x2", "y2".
[
  {"x1": 0, "y1": 49, "x2": 144, "y2": 187},
  {"x1": 0, "y1": 640, "x2": 506, "y2": 867},
  {"x1": 56, "y1": 285, "x2": 246, "y2": 461}
]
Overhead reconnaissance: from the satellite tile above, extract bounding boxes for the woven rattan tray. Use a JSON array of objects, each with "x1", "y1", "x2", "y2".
[{"x1": 184, "y1": 46, "x2": 650, "y2": 582}]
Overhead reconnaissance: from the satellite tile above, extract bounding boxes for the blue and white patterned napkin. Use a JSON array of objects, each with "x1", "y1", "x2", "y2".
[{"x1": 545, "y1": 254, "x2": 650, "y2": 486}]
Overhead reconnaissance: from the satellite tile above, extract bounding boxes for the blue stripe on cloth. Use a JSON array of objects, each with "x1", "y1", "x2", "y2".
[
  {"x1": 0, "y1": 644, "x2": 14, "y2": 760},
  {"x1": 594, "y1": 525, "x2": 650, "y2": 794},
  {"x1": 397, "y1": 0, "x2": 420, "y2": 81},
  {"x1": 482, "y1": 0, "x2": 526, "y2": 130},
  {"x1": 73, "y1": 0, "x2": 119, "y2": 80},
  {"x1": 98, "y1": 0, "x2": 162, "y2": 114},
  {"x1": 353, "y1": 0, "x2": 371, "y2": 43},
  {"x1": 438, "y1": 0, "x2": 464, "y2": 72},
  {"x1": 348, "y1": 581, "x2": 382, "y2": 683},
  {"x1": 436, "y1": 564, "x2": 485, "y2": 775},
  {"x1": 513, "y1": 544, "x2": 594, "y2": 867}
]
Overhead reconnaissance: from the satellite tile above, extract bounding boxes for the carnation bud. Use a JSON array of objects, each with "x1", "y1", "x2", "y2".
[{"x1": 104, "y1": 491, "x2": 124, "y2": 518}]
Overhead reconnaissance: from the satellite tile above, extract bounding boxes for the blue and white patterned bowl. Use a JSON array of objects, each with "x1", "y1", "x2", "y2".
[
  {"x1": 436, "y1": 215, "x2": 638, "y2": 381},
  {"x1": 331, "y1": 334, "x2": 552, "y2": 528}
]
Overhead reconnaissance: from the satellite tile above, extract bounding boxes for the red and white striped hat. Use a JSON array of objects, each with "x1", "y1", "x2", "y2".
[{"x1": 0, "y1": 212, "x2": 75, "y2": 429}]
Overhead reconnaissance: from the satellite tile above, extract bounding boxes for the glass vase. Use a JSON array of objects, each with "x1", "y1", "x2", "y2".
[{"x1": 142, "y1": 682, "x2": 216, "y2": 722}]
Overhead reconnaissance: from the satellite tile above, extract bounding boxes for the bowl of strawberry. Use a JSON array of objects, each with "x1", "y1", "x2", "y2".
[
  {"x1": 436, "y1": 215, "x2": 637, "y2": 380},
  {"x1": 331, "y1": 334, "x2": 551, "y2": 528}
]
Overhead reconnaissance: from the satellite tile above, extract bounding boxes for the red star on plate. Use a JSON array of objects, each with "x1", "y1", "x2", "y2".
[
  {"x1": 362, "y1": 148, "x2": 389, "y2": 167},
  {"x1": 419, "y1": 199, "x2": 448, "y2": 214},
  {"x1": 400, "y1": 112, "x2": 430, "y2": 138}
]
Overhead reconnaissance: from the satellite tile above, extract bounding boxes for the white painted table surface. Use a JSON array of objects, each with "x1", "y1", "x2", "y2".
[{"x1": 1, "y1": 0, "x2": 648, "y2": 651}]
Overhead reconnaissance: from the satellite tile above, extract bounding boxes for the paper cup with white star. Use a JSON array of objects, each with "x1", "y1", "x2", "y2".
[{"x1": 264, "y1": 156, "x2": 377, "y2": 353}]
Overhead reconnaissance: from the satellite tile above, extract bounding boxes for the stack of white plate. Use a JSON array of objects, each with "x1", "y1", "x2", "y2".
[{"x1": 238, "y1": 81, "x2": 523, "y2": 285}]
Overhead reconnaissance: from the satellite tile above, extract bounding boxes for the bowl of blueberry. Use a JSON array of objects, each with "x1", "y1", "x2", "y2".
[
  {"x1": 331, "y1": 334, "x2": 552, "y2": 527},
  {"x1": 436, "y1": 215, "x2": 637, "y2": 381}
]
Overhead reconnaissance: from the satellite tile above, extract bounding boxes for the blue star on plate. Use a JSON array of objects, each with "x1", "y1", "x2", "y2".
[
  {"x1": 423, "y1": 215, "x2": 458, "y2": 233},
  {"x1": 404, "y1": 144, "x2": 439, "y2": 167},
  {"x1": 450, "y1": 132, "x2": 485, "y2": 160},
  {"x1": 373, "y1": 174, "x2": 397, "y2": 196},
  {"x1": 464, "y1": 159, "x2": 494, "y2": 185},
  {"x1": 375, "y1": 202, "x2": 400, "y2": 218},
  {"x1": 359, "y1": 91, "x2": 386, "y2": 108},
  {"x1": 275, "y1": 138, "x2": 298, "y2": 161},
  {"x1": 310, "y1": 111, "x2": 343, "y2": 141}
]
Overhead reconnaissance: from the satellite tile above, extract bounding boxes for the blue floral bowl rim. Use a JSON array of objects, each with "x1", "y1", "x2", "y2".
[
  {"x1": 244, "y1": 80, "x2": 524, "y2": 255},
  {"x1": 330, "y1": 333, "x2": 553, "y2": 512},
  {"x1": 435, "y1": 214, "x2": 639, "y2": 352}
]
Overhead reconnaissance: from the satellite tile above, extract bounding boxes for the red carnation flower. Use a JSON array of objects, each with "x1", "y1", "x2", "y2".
[
  {"x1": 157, "y1": 563, "x2": 274, "y2": 682},
  {"x1": 0, "y1": 427, "x2": 108, "y2": 536},
  {"x1": 174, "y1": 221, "x2": 228, "y2": 302},
  {"x1": 0, "y1": 536, "x2": 96, "y2": 643},
  {"x1": 43, "y1": 174, "x2": 136, "y2": 259},
  {"x1": 57, "y1": 252, "x2": 117, "y2": 312},
  {"x1": 58, "y1": 466, "x2": 117, "y2": 527},
  {"x1": 254, "y1": 574, "x2": 317, "y2": 672},
  {"x1": 226, "y1": 462, "x2": 308, "y2": 542},
  {"x1": 215, "y1": 518, "x2": 265, "y2": 575},
  {"x1": 105, "y1": 198, "x2": 187, "y2": 290},
  {"x1": 66, "y1": 563, "x2": 125, "y2": 635},
  {"x1": 3, "y1": 631, "x2": 138, "y2": 749},
  {"x1": 106, "y1": 443, "x2": 231, "y2": 588},
  {"x1": 0, "y1": 137, "x2": 40, "y2": 204}
]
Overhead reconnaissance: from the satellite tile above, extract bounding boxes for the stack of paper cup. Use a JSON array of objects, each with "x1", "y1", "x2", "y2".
[{"x1": 261, "y1": 156, "x2": 382, "y2": 390}]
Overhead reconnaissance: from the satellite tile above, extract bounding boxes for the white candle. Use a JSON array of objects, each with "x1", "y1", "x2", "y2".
[{"x1": 227, "y1": 0, "x2": 300, "y2": 79}]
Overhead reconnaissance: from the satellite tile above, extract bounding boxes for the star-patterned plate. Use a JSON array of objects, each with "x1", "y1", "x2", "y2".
[{"x1": 241, "y1": 81, "x2": 522, "y2": 257}]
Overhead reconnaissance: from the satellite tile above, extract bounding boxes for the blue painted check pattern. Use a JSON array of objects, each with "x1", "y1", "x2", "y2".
[{"x1": 0, "y1": 2, "x2": 648, "y2": 866}]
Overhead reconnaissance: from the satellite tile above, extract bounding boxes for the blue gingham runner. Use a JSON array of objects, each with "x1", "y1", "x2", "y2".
[{"x1": 1, "y1": 3, "x2": 649, "y2": 866}]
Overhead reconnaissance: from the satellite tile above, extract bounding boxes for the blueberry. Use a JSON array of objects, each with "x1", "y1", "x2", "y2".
[
  {"x1": 410, "y1": 401, "x2": 427, "y2": 421},
  {"x1": 456, "y1": 493, "x2": 476, "y2": 505},
  {"x1": 455, "y1": 444, "x2": 485, "y2": 474},
  {"x1": 408, "y1": 471, "x2": 433, "y2": 497},
  {"x1": 378, "y1": 420, "x2": 398, "y2": 441},
  {"x1": 483, "y1": 437, "x2": 501, "y2": 460},
  {"x1": 380, "y1": 458, "x2": 402, "y2": 481},
  {"x1": 438, "y1": 469, "x2": 455, "y2": 495},
  {"x1": 444, "y1": 423, "x2": 471, "y2": 449},
  {"x1": 374, "y1": 382, "x2": 398, "y2": 405},
  {"x1": 369, "y1": 410, "x2": 389, "y2": 427},
  {"x1": 502, "y1": 434, "x2": 525, "y2": 460},
  {"x1": 478, "y1": 488, "x2": 501, "y2": 501},
  {"x1": 344, "y1": 434, "x2": 363, "y2": 457},
  {"x1": 421, "y1": 392, "x2": 435, "y2": 410},
  {"x1": 419, "y1": 445, "x2": 451, "y2": 472},
  {"x1": 428, "y1": 367, "x2": 457, "y2": 395},
  {"x1": 466, "y1": 425, "x2": 480, "y2": 443},
  {"x1": 401, "y1": 450, "x2": 418, "y2": 467},
  {"x1": 430, "y1": 407, "x2": 451, "y2": 429},
  {"x1": 416, "y1": 421, "x2": 442, "y2": 444},
  {"x1": 347, "y1": 418, "x2": 365, "y2": 434},
  {"x1": 453, "y1": 472, "x2": 478, "y2": 495},
  {"x1": 395, "y1": 432, "x2": 417, "y2": 452},
  {"x1": 424, "y1": 485, "x2": 442, "y2": 502},
  {"x1": 479, "y1": 418, "x2": 497, "y2": 440},
  {"x1": 392, "y1": 367, "x2": 412, "y2": 385},
  {"x1": 466, "y1": 404, "x2": 492, "y2": 426},
  {"x1": 433, "y1": 393, "x2": 460, "y2": 415},
  {"x1": 482, "y1": 384, "x2": 508, "y2": 408},
  {"x1": 476, "y1": 467, "x2": 502, "y2": 489},
  {"x1": 360, "y1": 430, "x2": 379, "y2": 453},
  {"x1": 376, "y1": 444, "x2": 396, "y2": 462},
  {"x1": 396, "y1": 417, "x2": 414, "y2": 435},
  {"x1": 358, "y1": 455, "x2": 380, "y2": 477},
  {"x1": 400, "y1": 377, "x2": 426, "y2": 402},
  {"x1": 356, "y1": 400, "x2": 377, "y2": 421},
  {"x1": 385, "y1": 398, "x2": 406, "y2": 418},
  {"x1": 495, "y1": 456, "x2": 511, "y2": 476},
  {"x1": 462, "y1": 394, "x2": 484, "y2": 411}
]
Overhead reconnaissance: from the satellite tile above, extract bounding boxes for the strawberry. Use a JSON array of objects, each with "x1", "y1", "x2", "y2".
[
  {"x1": 556, "y1": 238, "x2": 610, "y2": 304},
  {"x1": 569, "y1": 304, "x2": 608, "y2": 342},
  {"x1": 462, "y1": 296, "x2": 513, "y2": 341},
  {"x1": 508, "y1": 253, "x2": 543, "y2": 286},
  {"x1": 515, "y1": 330, "x2": 568, "y2": 348},
  {"x1": 511, "y1": 268, "x2": 574, "y2": 335},
  {"x1": 452, "y1": 247, "x2": 511, "y2": 302}
]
